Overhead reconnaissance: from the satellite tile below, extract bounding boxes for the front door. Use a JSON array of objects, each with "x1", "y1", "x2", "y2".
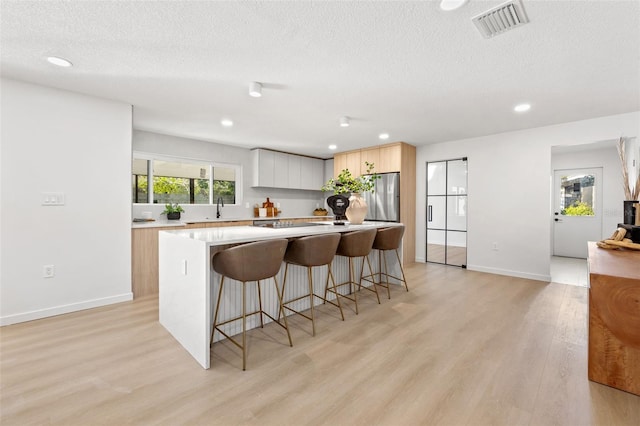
[{"x1": 553, "y1": 168, "x2": 602, "y2": 258}]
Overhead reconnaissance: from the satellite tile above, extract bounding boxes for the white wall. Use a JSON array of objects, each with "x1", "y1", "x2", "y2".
[
  {"x1": 416, "y1": 111, "x2": 639, "y2": 281},
  {"x1": 0, "y1": 79, "x2": 133, "y2": 325},
  {"x1": 132, "y1": 130, "x2": 328, "y2": 220}
]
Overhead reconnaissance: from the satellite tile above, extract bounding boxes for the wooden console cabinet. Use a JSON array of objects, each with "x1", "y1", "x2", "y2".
[{"x1": 587, "y1": 242, "x2": 640, "y2": 395}]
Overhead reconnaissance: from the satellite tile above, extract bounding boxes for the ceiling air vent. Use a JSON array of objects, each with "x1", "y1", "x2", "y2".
[{"x1": 472, "y1": 0, "x2": 529, "y2": 39}]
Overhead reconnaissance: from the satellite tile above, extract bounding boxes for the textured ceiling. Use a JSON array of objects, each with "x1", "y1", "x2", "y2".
[{"x1": 1, "y1": 0, "x2": 639, "y2": 157}]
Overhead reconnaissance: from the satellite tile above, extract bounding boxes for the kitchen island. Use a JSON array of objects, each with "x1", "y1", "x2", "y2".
[{"x1": 159, "y1": 222, "x2": 403, "y2": 368}]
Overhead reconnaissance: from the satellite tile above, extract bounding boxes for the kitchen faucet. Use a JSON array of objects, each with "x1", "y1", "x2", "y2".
[{"x1": 216, "y1": 197, "x2": 224, "y2": 218}]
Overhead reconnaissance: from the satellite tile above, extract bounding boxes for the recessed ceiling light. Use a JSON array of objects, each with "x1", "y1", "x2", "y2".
[
  {"x1": 339, "y1": 116, "x2": 350, "y2": 127},
  {"x1": 46, "y1": 56, "x2": 72, "y2": 67},
  {"x1": 440, "y1": 0, "x2": 468, "y2": 11},
  {"x1": 329, "y1": 145, "x2": 337, "y2": 150},
  {"x1": 514, "y1": 103, "x2": 531, "y2": 112},
  {"x1": 249, "y1": 81, "x2": 262, "y2": 97},
  {"x1": 221, "y1": 119, "x2": 233, "y2": 127},
  {"x1": 379, "y1": 133, "x2": 390, "y2": 140}
]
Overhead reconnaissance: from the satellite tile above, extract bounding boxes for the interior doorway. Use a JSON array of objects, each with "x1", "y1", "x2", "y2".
[
  {"x1": 552, "y1": 167, "x2": 603, "y2": 258},
  {"x1": 426, "y1": 158, "x2": 467, "y2": 267}
]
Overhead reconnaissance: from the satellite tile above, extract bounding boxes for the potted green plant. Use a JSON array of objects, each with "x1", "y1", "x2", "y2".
[
  {"x1": 321, "y1": 162, "x2": 379, "y2": 194},
  {"x1": 321, "y1": 162, "x2": 379, "y2": 224},
  {"x1": 162, "y1": 203, "x2": 184, "y2": 220}
]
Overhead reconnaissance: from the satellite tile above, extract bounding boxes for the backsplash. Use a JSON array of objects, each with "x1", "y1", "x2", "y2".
[{"x1": 132, "y1": 189, "x2": 329, "y2": 221}]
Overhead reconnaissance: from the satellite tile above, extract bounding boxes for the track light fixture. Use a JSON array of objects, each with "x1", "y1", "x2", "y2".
[
  {"x1": 249, "y1": 81, "x2": 262, "y2": 97},
  {"x1": 339, "y1": 116, "x2": 350, "y2": 127}
]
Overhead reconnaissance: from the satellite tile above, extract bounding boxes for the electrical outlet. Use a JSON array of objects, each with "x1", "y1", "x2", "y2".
[
  {"x1": 43, "y1": 265, "x2": 55, "y2": 278},
  {"x1": 492, "y1": 242, "x2": 499, "y2": 251}
]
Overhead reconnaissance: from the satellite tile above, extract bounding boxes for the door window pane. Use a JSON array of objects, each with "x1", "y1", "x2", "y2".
[
  {"x1": 447, "y1": 159, "x2": 467, "y2": 195},
  {"x1": 427, "y1": 230, "x2": 446, "y2": 263},
  {"x1": 427, "y1": 162, "x2": 447, "y2": 195},
  {"x1": 446, "y1": 195, "x2": 467, "y2": 231},
  {"x1": 446, "y1": 231, "x2": 467, "y2": 267},
  {"x1": 559, "y1": 173, "x2": 595, "y2": 216},
  {"x1": 427, "y1": 196, "x2": 446, "y2": 229}
]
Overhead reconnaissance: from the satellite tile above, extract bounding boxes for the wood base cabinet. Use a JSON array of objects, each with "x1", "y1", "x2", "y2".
[
  {"x1": 587, "y1": 242, "x2": 640, "y2": 396},
  {"x1": 132, "y1": 221, "x2": 252, "y2": 298}
]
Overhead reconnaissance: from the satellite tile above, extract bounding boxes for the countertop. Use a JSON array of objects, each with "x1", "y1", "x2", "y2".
[
  {"x1": 161, "y1": 221, "x2": 400, "y2": 246},
  {"x1": 132, "y1": 215, "x2": 333, "y2": 229}
]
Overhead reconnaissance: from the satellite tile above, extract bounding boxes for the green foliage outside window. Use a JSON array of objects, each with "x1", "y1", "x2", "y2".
[{"x1": 561, "y1": 201, "x2": 595, "y2": 216}]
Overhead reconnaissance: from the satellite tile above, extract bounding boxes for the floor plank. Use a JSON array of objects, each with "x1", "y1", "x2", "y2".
[{"x1": 1, "y1": 263, "x2": 638, "y2": 425}]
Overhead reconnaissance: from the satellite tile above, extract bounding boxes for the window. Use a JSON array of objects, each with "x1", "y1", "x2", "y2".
[
  {"x1": 132, "y1": 153, "x2": 241, "y2": 205},
  {"x1": 559, "y1": 173, "x2": 595, "y2": 216}
]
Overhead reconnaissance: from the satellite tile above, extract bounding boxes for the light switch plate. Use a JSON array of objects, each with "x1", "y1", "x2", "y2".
[{"x1": 42, "y1": 192, "x2": 65, "y2": 206}]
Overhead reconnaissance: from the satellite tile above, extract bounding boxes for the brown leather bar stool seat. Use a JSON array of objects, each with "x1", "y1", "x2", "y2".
[
  {"x1": 280, "y1": 233, "x2": 344, "y2": 336},
  {"x1": 362, "y1": 226, "x2": 409, "y2": 299},
  {"x1": 326, "y1": 228, "x2": 380, "y2": 314},
  {"x1": 211, "y1": 239, "x2": 292, "y2": 370}
]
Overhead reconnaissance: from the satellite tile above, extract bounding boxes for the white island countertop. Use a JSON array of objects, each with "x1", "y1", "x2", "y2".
[
  {"x1": 161, "y1": 221, "x2": 398, "y2": 246},
  {"x1": 132, "y1": 215, "x2": 333, "y2": 229}
]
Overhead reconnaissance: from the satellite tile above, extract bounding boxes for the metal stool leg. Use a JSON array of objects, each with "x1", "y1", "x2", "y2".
[
  {"x1": 358, "y1": 255, "x2": 381, "y2": 304},
  {"x1": 211, "y1": 275, "x2": 225, "y2": 345},
  {"x1": 396, "y1": 249, "x2": 409, "y2": 292},
  {"x1": 327, "y1": 264, "x2": 345, "y2": 321},
  {"x1": 242, "y1": 281, "x2": 247, "y2": 371},
  {"x1": 273, "y1": 275, "x2": 292, "y2": 347},
  {"x1": 257, "y1": 280, "x2": 264, "y2": 328}
]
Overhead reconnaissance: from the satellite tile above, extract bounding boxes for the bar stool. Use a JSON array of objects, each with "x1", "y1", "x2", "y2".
[
  {"x1": 326, "y1": 228, "x2": 380, "y2": 314},
  {"x1": 211, "y1": 239, "x2": 292, "y2": 371},
  {"x1": 362, "y1": 226, "x2": 409, "y2": 299},
  {"x1": 280, "y1": 233, "x2": 344, "y2": 336}
]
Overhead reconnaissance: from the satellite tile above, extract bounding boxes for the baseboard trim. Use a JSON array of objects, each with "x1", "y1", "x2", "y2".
[
  {"x1": 466, "y1": 264, "x2": 551, "y2": 282},
  {"x1": 0, "y1": 293, "x2": 134, "y2": 326}
]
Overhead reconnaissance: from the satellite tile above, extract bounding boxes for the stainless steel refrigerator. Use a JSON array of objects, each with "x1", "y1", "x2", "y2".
[{"x1": 363, "y1": 172, "x2": 400, "y2": 222}]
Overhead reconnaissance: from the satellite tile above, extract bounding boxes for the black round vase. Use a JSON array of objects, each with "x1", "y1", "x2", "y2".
[
  {"x1": 167, "y1": 212, "x2": 181, "y2": 220},
  {"x1": 327, "y1": 195, "x2": 349, "y2": 223},
  {"x1": 623, "y1": 200, "x2": 637, "y2": 225}
]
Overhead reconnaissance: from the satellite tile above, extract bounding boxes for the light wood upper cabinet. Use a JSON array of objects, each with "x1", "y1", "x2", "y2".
[
  {"x1": 378, "y1": 144, "x2": 402, "y2": 173},
  {"x1": 345, "y1": 151, "x2": 361, "y2": 176},
  {"x1": 360, "y1": 148, "x2": 380, "y2": 174},
  {"x1": 333, "y1": 154, "x2": 347, "y2": 178}
]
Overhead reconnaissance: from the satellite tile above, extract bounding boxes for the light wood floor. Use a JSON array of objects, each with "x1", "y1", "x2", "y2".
[{"x1": 1, "y1": 263, "x2": 639, "y2": 425}]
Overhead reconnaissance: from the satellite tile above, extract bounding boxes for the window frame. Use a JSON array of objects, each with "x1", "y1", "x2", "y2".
[{"x1": 132, "y1": 151, "x2": 243, "y2": 206}]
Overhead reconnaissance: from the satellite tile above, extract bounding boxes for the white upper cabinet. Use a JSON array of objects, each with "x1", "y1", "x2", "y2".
[
  {"x1": 273, "y1": 152, "x2": 289, "y2": 188},
  {"x1": 252, "y1": 149, "x2": 323, "y2": 190},
  {"x1": 253, "y1": 149, "x2": 275, "y2": 187},
  {"x1": 288, "y1": 155, "x2": 301, "y2": 189}
]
